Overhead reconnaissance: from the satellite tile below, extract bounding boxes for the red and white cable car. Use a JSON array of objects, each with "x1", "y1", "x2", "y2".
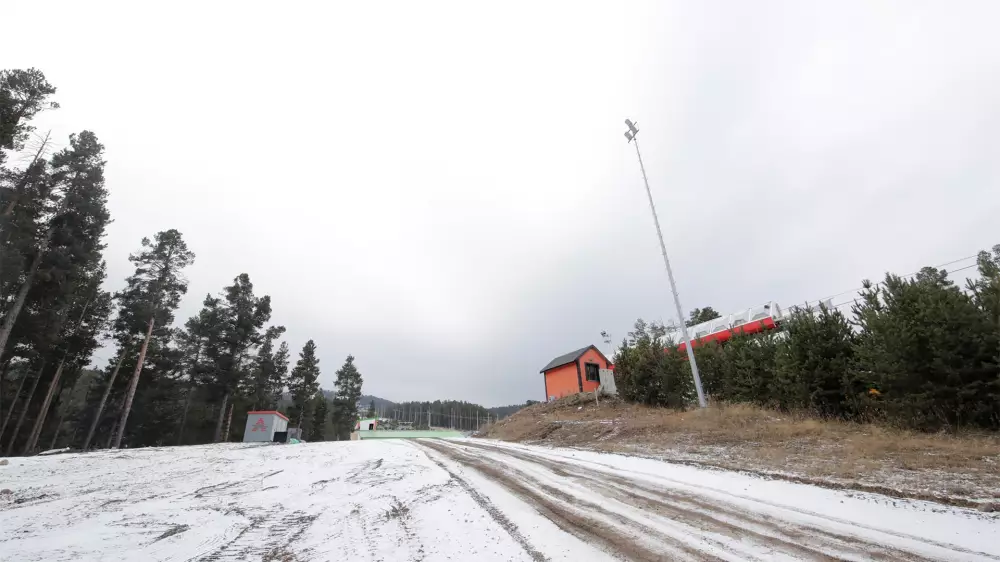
[{"x1": 677, "y1": 301, "x2": 785, "y2": 352}]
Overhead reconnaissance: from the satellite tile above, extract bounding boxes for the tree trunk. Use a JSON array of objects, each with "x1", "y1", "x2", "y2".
[
  {"x1": 176, "y1": 386, "x2": 194, "y2": 446},
  {"x1": 213, "y1": 392, "x2": 230, "y2": 443},
  {"x1": 104, "y1": 419, "x2": 117, "y2": 449},
  {"x1": 0, "y1": 249, "x2": 44, "y2": 364},
  {"x1": 0, "y1": 368, "x2": 28, "y2": 442},
  {"x1": 23, "y1": 359, "x2": 66, "y2": 454},
  {"x1": 82, "y1": 351, "x2": 127, "y2": 451},
  {"x1": 222, "y1": 402, "x2": 234, "y2": 442},
  {"x1": 113, "y1": 317, "x2": 155, "y2": 449},
  {"x1": 4, "y1": 360, "x2": 44, "y2": 456},
  {"x1": 47, "y1": 405, "x2": 68, "y2": 451}
]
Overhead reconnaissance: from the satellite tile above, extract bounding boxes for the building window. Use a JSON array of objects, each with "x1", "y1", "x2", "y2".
[{"x1": 585, "y1": 363, "x2": 600, "y2": 382}]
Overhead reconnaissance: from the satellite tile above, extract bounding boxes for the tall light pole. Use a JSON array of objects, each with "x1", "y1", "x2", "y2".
[{"x1": 624, "y1": 119, "x2": 707, "y2": 408}]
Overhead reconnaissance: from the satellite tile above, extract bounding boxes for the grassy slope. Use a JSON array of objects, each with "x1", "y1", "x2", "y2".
[{"x1": 479, "y1": 394, "x2": 1000, "y2": 508}]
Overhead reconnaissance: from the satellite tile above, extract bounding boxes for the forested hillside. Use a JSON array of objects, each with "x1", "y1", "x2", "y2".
[
  {"x1": 614, "y1": 252, "x2": 1000, "y2": 431},
  {"x1": 352, "y1": 396, "x2": 535, "y2": 430},
  {"x1": 0, "y1": 68, "x2": 363, "y2": 452}
]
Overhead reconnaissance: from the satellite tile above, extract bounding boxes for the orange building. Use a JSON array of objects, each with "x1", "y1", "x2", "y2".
[{"x1": 540, "y1": 345, "x2": 613, "y2": 401}]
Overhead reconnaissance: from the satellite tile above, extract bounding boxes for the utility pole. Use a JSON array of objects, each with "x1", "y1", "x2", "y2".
[{"x1": 624, "y1": 119, "x2": 707, "y2": 408}]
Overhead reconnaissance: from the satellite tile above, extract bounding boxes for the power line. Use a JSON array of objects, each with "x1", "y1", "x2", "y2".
[
  {"x1": 820, "y1": 262, "x2": 982, "y2": 312},
  {"x1": 801, "y1": 254, "x2": 979, "y2": 309}
]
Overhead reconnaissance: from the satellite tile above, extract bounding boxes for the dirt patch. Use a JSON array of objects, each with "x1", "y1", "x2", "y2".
[
  {"x1": 480, "y1": 396, "x2": 1000, "y2": 505},
  {"x1": 383, "y1": 497, "x2": 410, "y2": 521},
  {"x1": 262, "y1": 546, "x2": 298, "y2": 562},
  {"x1": 153, "y1": 524, "x2": 190, "y2": 542}
]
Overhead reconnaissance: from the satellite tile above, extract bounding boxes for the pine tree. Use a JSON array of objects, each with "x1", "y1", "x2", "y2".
[
  {"x1": 686, "y1": 307, "x2": 722, "y2": 327},
  {"x1": 111, "y1": 229, "x2": 195, "y2": 448},
  {"x1": 0, "y1": 131, "x2": 112, "y2": 454},
  {"x1": 0, "y1": 68, "x2": 59, "y2": 162},
  {"x1": 330, "y1": 355, "x2": 363, "y2": 440},
  {"x1": 269, "y1": 342, "x2": 290, "y2": 409},
  {"x1": 167, "y1": 294, "x2": 225, "y2": 446},
  {"x1": 310, "y1": 394, "x2": 328, "y2": 441},
  {"x1": 0, "y1": 131, "x2": 110, "y2": 365},
  {"x1": 773, "y1": 305, "x2": 857, "y2": 416},
  {"x1": 288, "y1": 340, "x2": 320, "y2": 432},
  {"x1": 366, "y1": 400, "x2": 376, "y2": 418},
  {"x1": 853, "y1": 268, "x2": 997, "y2": 429},
  {"x1": 244, "y1": 326, "x2": 286, "y2": 410},
  {"x1": 209, "y1": 274, "x2": 272, "y2": 442},
  {"x1": 613, "y1": 320, "x2": 693, "y2": 408}
]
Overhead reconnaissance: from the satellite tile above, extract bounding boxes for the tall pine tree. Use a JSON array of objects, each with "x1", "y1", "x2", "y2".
[
  {"x1": 330, "y1": 355, "x2": 363, "y2": 440},
  {"x1": 287, "y1": 340, "x2": 320, "y2": 435},
  {"x1": 244, "y1": 325, "x2": 287, "y2": 410},
  {"x1": 111, "y1": 230, "x2": 194, "y2": 448},
  {"x1": 310, "y1": 393, "x2": 328, "y2": 441},
  {"x1": 209, "y1": 274, "x2": 272, "y2": 442}
]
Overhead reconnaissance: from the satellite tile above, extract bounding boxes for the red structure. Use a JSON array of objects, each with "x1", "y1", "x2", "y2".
[
  {"x1": 540, "y1": 345, "x2": 613, "y2": 401},
  {"x1": 676, "y1": 301, "x2": 787, "y2": 352}
]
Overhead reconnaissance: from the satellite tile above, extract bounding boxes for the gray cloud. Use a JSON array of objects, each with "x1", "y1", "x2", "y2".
[{"x1": 5, "y1": 1, "x2": 999, "y2": 405}]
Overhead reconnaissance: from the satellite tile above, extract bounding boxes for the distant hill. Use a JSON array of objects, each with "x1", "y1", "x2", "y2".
[
  {"x1": 303, "y1": 391, "x2": 534, "y2": 422},
  {"x1": 486, "y1": 402, "x2": 537, "y2": 419},
  {"x1": 356, "y1": 394, "x2": 396, "y2": 412}
]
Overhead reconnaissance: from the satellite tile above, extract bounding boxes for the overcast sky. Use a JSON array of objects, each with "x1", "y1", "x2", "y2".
[{"x1": 5, "y1": 1, "x2": 1000, "y2": 406}]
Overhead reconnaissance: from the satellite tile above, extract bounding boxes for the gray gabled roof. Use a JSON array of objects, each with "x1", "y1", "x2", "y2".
[{"x1": 540, "y1": 345, "x2": 609, "y2": 373}]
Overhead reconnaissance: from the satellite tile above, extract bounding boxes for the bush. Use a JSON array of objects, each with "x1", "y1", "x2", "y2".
[
  {"x1": 614, "y1": 320, "x2": 693, "y2": 408},
  {"x1": 774, "y1": 305, "x2": 860, "y2": 417}
]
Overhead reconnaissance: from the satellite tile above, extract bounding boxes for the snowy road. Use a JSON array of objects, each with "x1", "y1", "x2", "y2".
[{"x1": 0, "y1": 439, "x2": 997, "y2": 561}]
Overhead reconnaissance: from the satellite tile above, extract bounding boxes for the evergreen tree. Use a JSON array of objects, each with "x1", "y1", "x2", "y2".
[
  {"x1": 0, "y1": 68, "x2": 59, "y2": 161},
  {"x1": 613, "y1": 319, "x2": 693, "y2": 408},
  {"x1": 269, "y1": 342, "x2": 290, "y2": 409},
  {"x1": 366, "y1": 399, "x2": 376, "y2": 418},
  {"x1": 0, "y1": 132, "x2": 112, "y2": 454},
  {"x1": 244, "y1": 326, "x2": 286, "y2": 410},
  {"x1": 773, "y1": 305, "x2": 858, "y2": 416},
  {"x1": 0, "y1": 131, "x2": 110, "y2": 364},
  {"x1": 287, "y1": 340, "x2": 320, "y2": 432},
  {"x1": 686, "y1": 307, "x2": 722, "y2": 327},
  {"x1": 168, "y1": 294, "x2": 225, "y2": 446},
  {"x1": 854, "y1": 268, "x2": 998, "y2": 429},
  {"x1": 310, "y1": 394, "x2": 328, "y2": 441},
  {"x1": 208, "y1": 274, "x2": 272, "y2": 442},
  {"x1": 330, "y1": 355, "x2": 363, "y2": 440},
  {"x1": 111, "y1": 229, "x2": 195, "y2": 448}
]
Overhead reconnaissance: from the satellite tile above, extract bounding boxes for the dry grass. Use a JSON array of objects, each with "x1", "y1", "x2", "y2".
[{"x1": 481, "y1": 394, "x2": 1000, "y2": 505}]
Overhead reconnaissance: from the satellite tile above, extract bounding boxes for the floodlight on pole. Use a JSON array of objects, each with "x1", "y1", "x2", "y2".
[{"x1": 623, "y1": 118, "x2": 707, "y2": 408}]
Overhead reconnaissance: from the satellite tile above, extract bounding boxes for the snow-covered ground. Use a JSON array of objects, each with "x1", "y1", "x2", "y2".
[{"x1": 0, "y1": 439, "x2": 997, "y2": 561}]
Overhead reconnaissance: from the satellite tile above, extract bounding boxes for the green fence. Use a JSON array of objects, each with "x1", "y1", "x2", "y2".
[{"x1": 357, "y1": 430, "x2": 465, "y2": 440}]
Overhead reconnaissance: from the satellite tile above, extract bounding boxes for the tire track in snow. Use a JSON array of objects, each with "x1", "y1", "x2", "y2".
[
  {"x1": 417, "y1": 439, "x2": 717, "y2": 561},
  {"x1": 415, "y1": 442, "x2": 549, "y2": 562},
  {"x1": 452, "y1": 440, "x2": 892, "y2": 560},
  {"x1": 471, "y1": 441, "x2": 1000, "y2": 562},
  {"x1": 430, "y1": 439, "x2": 997, "y2": 561}
]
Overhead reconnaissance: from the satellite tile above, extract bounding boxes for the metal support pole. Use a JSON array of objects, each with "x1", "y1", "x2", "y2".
[{"x1": 627, "y1": 125, "x2": 707, "y2": 408}]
